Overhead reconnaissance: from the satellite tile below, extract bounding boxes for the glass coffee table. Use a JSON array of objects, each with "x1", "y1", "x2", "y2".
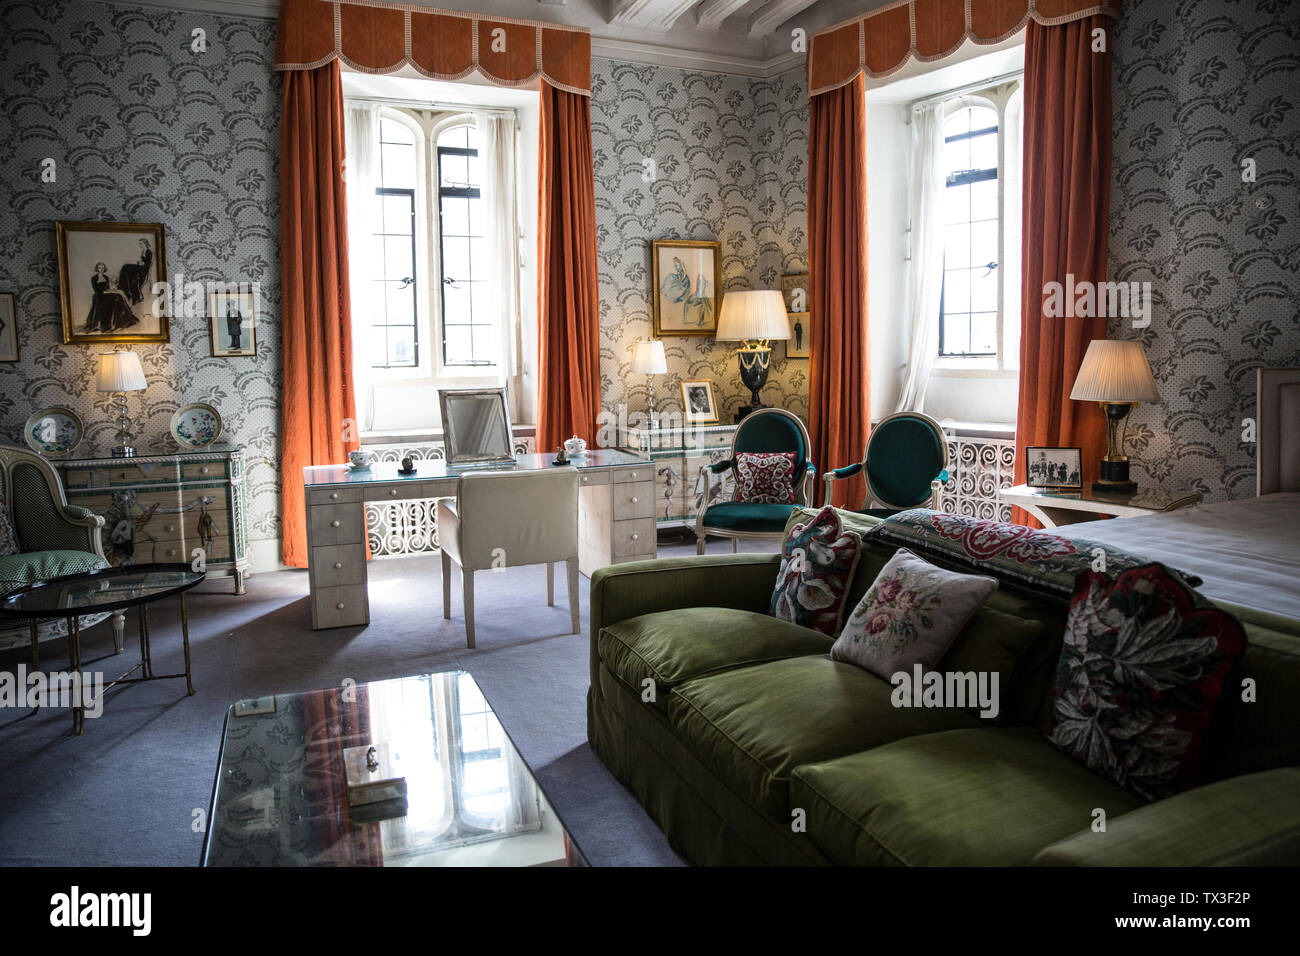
[
  {"x1": 201, "y1": 670, "x2": 586, "y2": 866},
  {"x1": 0, "y1": 563, "x2": 204, "y2": 734}
]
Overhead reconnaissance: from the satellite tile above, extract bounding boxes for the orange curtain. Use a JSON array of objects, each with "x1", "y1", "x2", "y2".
[
  {"x1": 280, "y1": 61, "x2": 359, "y2": 567},
  {"x1": 1012, "y1": 16, "x2": 1113, "y2": 525},
  {"x1": 537, "y1": 78, "x2": 600, "y2": 453},
  {"x1": 808, "y1": 74, "x2": 870, "y2": 507}
]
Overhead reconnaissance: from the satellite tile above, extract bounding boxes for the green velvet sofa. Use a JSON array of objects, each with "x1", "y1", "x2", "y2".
[{"x1": 586, "y1": 508, "x2": 1300, "y2": 866}]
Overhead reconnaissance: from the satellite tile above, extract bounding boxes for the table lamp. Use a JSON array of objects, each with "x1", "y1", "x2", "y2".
[
  {"x1": 96, "y1": 349, "x2": 148, "y2": 458},
  {"x1": 631, "y1": 339, "x2": 667, "y2": 429},
  {"x1": 715, "y1": 290, "x2": 790, "y2": 422},
  {"x1": 1069, "y1": 339, "x2": 1160, "y2": 495}
]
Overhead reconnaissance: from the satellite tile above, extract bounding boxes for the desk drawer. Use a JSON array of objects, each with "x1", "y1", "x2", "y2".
[
  {"x1": 311, "y1": 544, "x2": 365, "y2": 587},
  {"x1": 182, "y1": 460, "x2": 227, "y2": 481},
  {"x1": 362, "y1": 483, "x2": 418, "y2": 503},
  {"x1": 313, "y1": 585, "x2": 368, "y2": 628},
  {"x1": 307, "y1": 487, "x2": 363, "y2": 506},
  {"x1": 308, "y1": 502, "x2": 364, "y2": 546},
  {"x1": 612, "y1": 481, "x2": 655, "y2": 519},
  {"x1": 612, "y1": 465, "x2": 652, "y2": 484},
  {"x1": 612, "y1": 518, "x2": 655, "y2": 557},
  {"x1": 578, "y1": 470, "x2": 610, "y2": 488}
]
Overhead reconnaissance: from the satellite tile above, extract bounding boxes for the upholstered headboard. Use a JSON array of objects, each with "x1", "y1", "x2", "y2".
[{"x1": 1257, "y1": 368, "x2": 1300, "y2": 495}]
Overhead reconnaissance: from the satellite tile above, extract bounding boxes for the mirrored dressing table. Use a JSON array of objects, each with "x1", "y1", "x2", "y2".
[{"x1": 303, "y1": 450, "x2": 656, "y2": 630}]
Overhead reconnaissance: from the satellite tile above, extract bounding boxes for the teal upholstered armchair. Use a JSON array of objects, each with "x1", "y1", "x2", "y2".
[
  {"x1": 822, "y1": 411, "x2": 950, "y2": 515},
  {"x1": 0, "y1": 445, "x2": 123, "y2": 659},
  {"x1": 695, "y1": 408, "x2": 815, "y2": 554}
]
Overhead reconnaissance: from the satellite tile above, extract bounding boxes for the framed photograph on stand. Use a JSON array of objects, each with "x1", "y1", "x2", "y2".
[
  {"x1": 0, "y1": 293, "x2": 17, "y2": 362},
  {"x1": 56, "y1": 221, "x2": 168, "y2": 345},
  {"x1": 208, "y1": 287, "x2": 258, "y2": 357},
  {"x1": 652, "y1": 239, "x2": 720, "y2": 336},
  {"x1": 680, "y1": 379, "x2": 719, "y2": 424},
  {"x1": 1025, "y1": 446, "x2": 1082, "y2": 491},
  {"x1": 786, "y1": 312, "x2": 811, "y2": 359}
]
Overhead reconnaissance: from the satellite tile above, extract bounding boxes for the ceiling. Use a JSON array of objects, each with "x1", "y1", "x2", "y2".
[{"x1": 94, "y1": 0, "x2": 901, "y2": 74}]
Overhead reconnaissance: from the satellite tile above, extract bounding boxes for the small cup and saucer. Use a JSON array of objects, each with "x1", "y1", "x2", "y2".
[{"x1": 348, "y1": 450, "x2": 375, "y2": 472}]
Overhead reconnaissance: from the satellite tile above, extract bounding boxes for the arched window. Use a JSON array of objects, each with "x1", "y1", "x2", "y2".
[
  {"x1": 371, "y1": 114, "x2": 420, "y2": 368},
  {"x1": 940, "y1": 103, "x2": 1000, "y2": 357},
  {"x1": 434, "y1": 122, "x2": 491, "y2": 367}
]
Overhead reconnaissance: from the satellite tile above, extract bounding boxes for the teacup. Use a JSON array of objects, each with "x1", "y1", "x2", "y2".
[
  {"x1": 564, "y1": 436, "x2": 588, "y2": 457},
  {"x1": 349, "y1": 449, "x2": 374, "y2": 469}
]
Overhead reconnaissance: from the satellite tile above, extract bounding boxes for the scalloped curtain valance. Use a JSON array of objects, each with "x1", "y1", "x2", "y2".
[
  {"x1": 807, "y1": 0, "x2": 1121, "y2": 95},
  {"x1": 274, "y1": 0, "x2": 592, "y2": 96}
]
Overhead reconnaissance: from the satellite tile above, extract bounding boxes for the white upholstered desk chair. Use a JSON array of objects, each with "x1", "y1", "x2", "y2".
[{"x1": 436, "y1": 467, "x2": 581, "y2": 648}]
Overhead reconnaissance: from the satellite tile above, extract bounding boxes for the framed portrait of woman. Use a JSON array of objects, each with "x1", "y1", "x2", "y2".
[
  {"x1": 56, "y1": 221, "x2": 169, "y2": 344},
  {"x1": 652, "y1": 239, "x2": 720, "y2": 336}
]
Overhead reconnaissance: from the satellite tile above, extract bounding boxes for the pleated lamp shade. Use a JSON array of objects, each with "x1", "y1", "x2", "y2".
[
  {"x1": 95, "y1": 351, "x2": 147, "y2": 393},
  {"x1": 1069, "y1": 339, "x2": 1160, "y2": 403},
  {"x1": 631, "y1": 339, "x2": 667, "y2": 374},
  {"x1": 715, "y1": 290, "x2": 790, "y2": 342}
]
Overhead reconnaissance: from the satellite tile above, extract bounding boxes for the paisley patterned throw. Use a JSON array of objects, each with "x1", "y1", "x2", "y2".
[
  {"x1": 735, "y1": 451, "x2": 796, "y2": 504},
  {"x1": 1046, "y1": 563, "x2": 1246, "y2": 802},
  {"x1": 769, "y1": 505, "x2": 862, "y2": 635},
  {"x1": 0, "y1": 497, "x2": 19, "y2": 557},
  {"x1": 832, "y1": 548, "x2": 998, "y2": 680}
]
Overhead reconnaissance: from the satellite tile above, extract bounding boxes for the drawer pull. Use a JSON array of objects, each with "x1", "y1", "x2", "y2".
[
  {"x1": 331, "y1": 520, "x2": 341, "y2": 528},
  {"x1": 330, "y1": 492, "x2": 339, "y2": 500},
  {"x1": 389, "y1": 488, "x2": 399, "y2": 496},
  {"x1": 165, "y1": 524, "x2": 176, "y2": 533},
  {"x1": 631, "y1": 534, "x2": 639, "y2": 541},
  {"x1": 630, "y1": 471, "x2": 638, "y2": 479},
  {"x1": 335, "y1": 602, "x2": 345, "y2": 610},
  {"x1": 333, "y1": 562, "x2": 343, "y2": 570},
  {"x1": 630, "y1": 496, "x2": 638, "y2": 504},
  {"x1": 199, "y1": 466, "x2": 210, "y2": 474},
  {"x1": 166, "y1": 549, "x2": 177, "y2": 557}
]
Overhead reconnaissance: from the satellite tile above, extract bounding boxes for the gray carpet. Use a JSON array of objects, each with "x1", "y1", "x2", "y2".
[{"x1": 0, "y1": 533, "x2": 762, "y2": 866}]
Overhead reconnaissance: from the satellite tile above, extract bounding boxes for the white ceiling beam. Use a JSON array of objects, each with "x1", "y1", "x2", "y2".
[
  {"x1": 694, "y1": 0, "x2": 751, "y2": 30},
  {"x1": 609, "y1": 0, "x2": 704, "y2": 33},
  {"x1": 747, "y1": 0, "x2": 821, "y2": 38}
]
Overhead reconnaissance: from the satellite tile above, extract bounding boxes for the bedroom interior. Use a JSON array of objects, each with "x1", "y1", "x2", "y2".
[{"x1": 0, "y1": 0, "x2": 1296, "y2": 907}]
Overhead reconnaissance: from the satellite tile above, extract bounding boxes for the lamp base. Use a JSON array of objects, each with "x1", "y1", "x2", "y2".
[
  {"x1": 734, "y1": 402, "x2": 767, "y2": 423},
  {"x1": 1092, "y1": 480, "x2": 1137, "y2": 496},
  {"x1": 1093, "y1": 457, "x2": 1135, "y2": 496},
  {"x1": 111, "y1": 445, "x2": 136, "y2": 458}
]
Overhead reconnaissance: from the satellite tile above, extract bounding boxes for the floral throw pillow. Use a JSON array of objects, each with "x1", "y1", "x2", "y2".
[
  {"x1": 1046, "y1": 563, "x2": 1246, "y2": 802},
  {"x1": 0, "y1": 496, "x2": 19, "y2": 557},
  {"x1": 735, "y1": 452, "x2": 796, "y2": 504},
  {"x1": 831, "y1": 548, "x2": 998, "y2": 679},
  {"x1": 769, "y1": 506, "x2": 863, "y2": 635}
]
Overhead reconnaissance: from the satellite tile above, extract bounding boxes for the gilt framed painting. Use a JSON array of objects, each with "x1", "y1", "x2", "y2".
[
  {"x1": 209, "y1": 287, "x2": 258, "y2": 357},
  {"x1": 56, "y1": 221, "x2": 169, "y2": 345},
  {"x1": 652, "y1": 239, "x2": 720, "y2": 336}
]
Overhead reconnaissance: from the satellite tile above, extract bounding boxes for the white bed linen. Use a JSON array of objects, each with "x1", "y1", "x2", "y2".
[{"x1": 1054, "y1": 493, "x2": 1300, "y2": 619}]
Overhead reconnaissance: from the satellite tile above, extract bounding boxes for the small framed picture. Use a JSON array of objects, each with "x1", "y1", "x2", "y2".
[
  {"x1": 779, "y1": 272, "x2": 810, "y2": 314},
  {"x1": 786, "y1": 312, "x2": 811, "y2": 359},
  {"x1": 680, "y1": 379, "x2": 718, "y2": 424},
  {"x1": 652, "y1": 239, "x2": 720, "y2": 336},
  {"x1": 1026, "y1": 446, "x2": 1082, "y2": 490},
  {"x1": 208, "y1": 288, "x2": 257, "y2": 357},
  {"x1": 0, "y1": 293, "x2": 17, "y2": 362},
  {"x1": 56, "y1": 220, "x2": 169, "y2": 344}
]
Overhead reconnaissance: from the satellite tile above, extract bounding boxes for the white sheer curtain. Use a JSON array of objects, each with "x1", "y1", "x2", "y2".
[
  {"x1": 474, "y1": 110, "x2": 522, "y2": 415},
  {"x1": 895, "y1": 101, "x2": 946, "y2": 413},
  {"x1": 344, "y1": 101, "x2": 381, "y2": 430}
]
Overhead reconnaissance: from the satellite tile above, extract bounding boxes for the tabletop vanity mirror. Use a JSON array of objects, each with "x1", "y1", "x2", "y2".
[{"x1": 439, "y1": 387, "x2": 516, "y2": 468}]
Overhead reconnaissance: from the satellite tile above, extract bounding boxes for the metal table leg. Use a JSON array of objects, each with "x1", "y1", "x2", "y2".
[
  {"x1": 180, "y1": 592, "x2": 195, "y2": 696},
  {"x1": 67, "y1": 614, "x2": 84, "y2": 736}
]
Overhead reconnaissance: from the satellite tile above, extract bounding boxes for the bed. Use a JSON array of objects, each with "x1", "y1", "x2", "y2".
[{"x1": 1055, "y1": 368, "x2": 1300, "y2": 619}]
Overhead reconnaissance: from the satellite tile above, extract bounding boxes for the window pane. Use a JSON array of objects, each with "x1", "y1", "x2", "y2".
[
  {"x1": 442, "y1": 237, "x2": 471, "y2": 283},
  {"x1": 945, "y1": 184, "x2": 970, "y2": 225},
  {"x1": 471, "y1": 326, "x2": 497, "y2": 366},
  {"x1": 969, "y1": 314, "x2": 998, "y2": 355},
  {"x1": 970, "y1": 179, "x2": 999, "y2": 222},
  {"x1": 466, "y1": 150, "x2": 484, "y2": 189},
  {"x1": 442, "y1": 279, "x2": 471, "y2": 321},
  {"x1": 441, "y1": 197, "x2": 470, "y2": 236},
  {"x1": 384, "y1": 280, "x2": 414, "y2": 323},
  {"x1": 970, "y1": 220, "x2": 998, "y2": 258},
  {"x1": 380, "y1": 117, "x2": 414, "y2": 145},
  {"x1": 944, "y1": 136, "x2": 970, "y2": 177},
  {"x1": 381, "y1": 194, "x2": 413, "y2": 235},
  {"x1": 944, "y1": 223, "x2": 971, "y2": 269},
  {"x1": 381, "y1": 142, "x2": 415, "y2": 190},
  {"x1": 444, "y1": 324, "x2": 472, "y2": 364},
  {"x1": 969, "y1": 130, "x2": 999, "y2": 171},
  {"x1": 438, "y1": 124, "x2": 470, "y2": 150},
  {"x1": 440, "y1": 153, "x2": 469, "y2": 188},
  {"x1": 970, "y1": 268, "x2": 998, "y2": 312},
  {"x1": 943, "y1": 315, "x2": 970, "y2": 354},
  {"x1": 383, "y1": 236, "x2": 413, "y2": 281},
  {"x1": 944, "y1": 269, "x2": 971, "y2": 313},
  {"x1": 387, "y1": 326, "x2": 415, "y2": 366}
]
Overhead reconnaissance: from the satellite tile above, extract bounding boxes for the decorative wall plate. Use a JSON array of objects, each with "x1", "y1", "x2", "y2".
[
  {"x1": 171, "y1": 402, "x2": 222, "y2": 449},
  {"x1": 24, "y1": 406, "x2": 84, "y2": 457}
]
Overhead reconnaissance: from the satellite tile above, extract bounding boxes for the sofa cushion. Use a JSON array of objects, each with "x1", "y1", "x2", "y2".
[
  {"x1": 769, "y1": 506, "x2": 862, "y2": 635},
  {"x1": 735, "y1": 452, "x2": 796, "y2": 504},
  {"x1": 701, "y1": 502, "x2": 798, "y2": 532},
  {"x1": 0, "y1": 550, "x2": 108, "y2": 593},
  {"x1": 599, "y1": 607, "x2": 832, "y2": 709},
  {"x1": 791, "y1": 727, "x2": 1142, "y2": 866},
  {"x1": 667, "y1": 655, "x2": 979, "y2": 820}
]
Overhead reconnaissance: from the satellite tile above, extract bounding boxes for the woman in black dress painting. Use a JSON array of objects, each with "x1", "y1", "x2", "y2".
[
  {"x1": 83, "y1": 263, "x2": 138, "y2": 333},
  {"x1": 117, "y1": 238, "x2": 153, "y2": 306}
]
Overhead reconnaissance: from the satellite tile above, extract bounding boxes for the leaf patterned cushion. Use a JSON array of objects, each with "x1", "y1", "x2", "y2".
[
  {"x1": 735, "y1": 451, "x2": 796, "y2": 504},
  {"x1": 832, "y1": 547, "x2": 998, "y2": 679},
  {"x1": 769, "y1": 505, "x2": 862, "y2": 635},
  {"x1": 1046, "y1": 563, "x2": 1246, "y2": 802},
  {"x1": 0, "y1": 496, "x2": 18, "y2": 557}
]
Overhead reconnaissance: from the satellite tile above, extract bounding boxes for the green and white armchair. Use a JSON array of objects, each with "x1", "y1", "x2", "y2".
[
  {"x1": 0, "y1": 445, "x2": 124, "y2": 659},
  {"x1": 822, "y1": 411, "x2": 950, "y2": 515},
  {"x1": 695, "y1": 408, "x2": 816, "y2": 554}
]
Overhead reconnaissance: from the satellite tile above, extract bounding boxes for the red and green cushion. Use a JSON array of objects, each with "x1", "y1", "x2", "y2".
[
  {"x1": 769, "y1": 505, "x2": 862, "y2": 635},
  {"x1": 735, "y1": 452, "x2": 796, "y2": 504},
  {"x1": 1046, "y1": 563, "x2": 1247, "y2": 802}
]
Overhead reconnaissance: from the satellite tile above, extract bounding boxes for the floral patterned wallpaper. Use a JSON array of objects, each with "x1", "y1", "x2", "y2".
[
  {"x1": 591, "y1": 59, "x2": 811, "y2": 427},
  {"x1": 1108, "y1": 0, "x2": 1300, "y2": 500},
  {"x1": 0, "y1": 0, "x2": 284, "y2": 543}
]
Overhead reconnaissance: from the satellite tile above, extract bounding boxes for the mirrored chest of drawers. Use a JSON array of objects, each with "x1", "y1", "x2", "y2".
[{"x1": 57, "y1": 447, "x2": 251, "y2": 593}]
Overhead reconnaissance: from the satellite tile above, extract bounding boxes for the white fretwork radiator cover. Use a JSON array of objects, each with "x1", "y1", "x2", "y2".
[
  {"x1": 939, "y1": 434, "x2": 1016, "y2": 522},
  {"x1": 362, "y1": 436, "x2": 536, "y2": 558}
]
